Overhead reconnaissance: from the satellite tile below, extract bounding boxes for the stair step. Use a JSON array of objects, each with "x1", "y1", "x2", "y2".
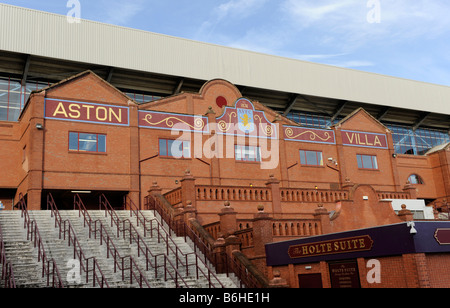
[{"x1": 0, "y1": 209, "x2": 237, "y2": 288}]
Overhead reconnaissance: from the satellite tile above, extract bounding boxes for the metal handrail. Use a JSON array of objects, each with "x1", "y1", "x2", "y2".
[
  {"x1": 0, "y1": 225, "x2": 16, "y2": 288},
  {"x1": 17, "y1": 194, "x2": 64, "y2": 288},
  {"x1": 125, "y1": 195, "x2": 226, "y2": 288},
  {"x1": 47, "y1": 194, "x2": 109, "y2": 288},
  {"x1": 145, "y1": 194, "x2": 265, "y2": 288},
  {"x1": 74, "y1": 194, "x2": 152, "y2": 288},
  {"x1": 98, "y1": 194, "x2": 190, "y2": 288}
]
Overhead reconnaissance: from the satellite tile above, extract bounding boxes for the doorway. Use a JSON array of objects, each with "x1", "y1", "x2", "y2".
[
  {"x1": 42, "y1": 190, "x2": 128, "y2": 210},
  {"x1": 298, "y1": 273, "x2": 323, "y2": 288}
]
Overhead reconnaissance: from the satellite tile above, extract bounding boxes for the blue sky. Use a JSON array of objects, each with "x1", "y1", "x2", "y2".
[{"x1": 2, "y1": 0, "x2": 450, "y2": 86}]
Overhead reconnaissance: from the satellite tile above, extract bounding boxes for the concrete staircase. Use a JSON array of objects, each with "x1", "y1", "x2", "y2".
[
  {"x1": 88, "y1": 210, "x2": 237, "y2": 288},
  {"x1": 0, "y1": 211, "x2": 49, "y2": 288},
  {"x1": 0, "y1": 209, "x2": 237, "y2": 288}
]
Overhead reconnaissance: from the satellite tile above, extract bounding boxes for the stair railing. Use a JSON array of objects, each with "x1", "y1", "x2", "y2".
[
  {"x1": 17, "y1": 194, "x2": 64, "y2": 288},
  {"x1": 0, "y1": 225, "x2": 16, "y2": 288},
  {"x1": 97, "y1": 194, "x2": 191, "y2": 288},
  {"x1": 47, "y1": 193, "x2": 109, "y2": 288},
  {"x1": 74, "y1": 194, "x2": 153, "y2": 288},
  {"x1": 124, "y1": 195, "x2": 226, "y2": 288},
  {"x1": 145, "y1": 194, "x2": 267, "y2": 288}
]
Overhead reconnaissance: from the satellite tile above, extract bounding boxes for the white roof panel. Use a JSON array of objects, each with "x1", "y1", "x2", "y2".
[{"x1": 1, "y1": 3, "x2": 449, "y2": 115}]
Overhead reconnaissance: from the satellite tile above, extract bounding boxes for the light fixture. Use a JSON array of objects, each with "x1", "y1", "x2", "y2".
[
  {"x1": 36, "y1": 123, "x2": 44, "y2": 130},
  {"x1": 71, "y1": 191, "x2": 92, "y2": 194},
  {"x1": 407, "y1": 221, "x2": 417, "y2": 235}
]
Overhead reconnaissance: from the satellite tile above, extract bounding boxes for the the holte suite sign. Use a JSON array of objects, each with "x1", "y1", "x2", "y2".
[
  {"x1": 44, "y1": 99, "x2": 130, "y2": 126},
  {"x1": 288, "y1": 235, "x2": 374, "y2": 259},
  {"x1": 341, "y1": 130, "x2": 388, "y2": 149}
]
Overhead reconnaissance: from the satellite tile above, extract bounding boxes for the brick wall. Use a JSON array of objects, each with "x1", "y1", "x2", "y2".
[{"x1": 0, "y1": 70, "x2": 447, "y2": 214}]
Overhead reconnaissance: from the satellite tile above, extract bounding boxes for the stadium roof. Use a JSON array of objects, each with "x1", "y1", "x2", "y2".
[{"x1": 0, "y1": 3, "x2": 449, "y2": 130}]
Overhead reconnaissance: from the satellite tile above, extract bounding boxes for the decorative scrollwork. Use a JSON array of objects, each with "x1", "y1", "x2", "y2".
[
  {"x1": 143, "y1": 114, "x2": 205, "y2": 130},
  {"x1": 254, "y1": 115, "x2": 275, "y2": 137},
  {"x1": 217, "y1": 112, "x2": 237, "y2": 132},
  {"x1": 285, "y1": 127, "x2": 332, "y2": 142}
]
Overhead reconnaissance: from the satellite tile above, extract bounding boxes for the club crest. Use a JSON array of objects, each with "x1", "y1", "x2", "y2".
[{"x1": 238, "y1": 108, "x2": 255, "y2": 133}]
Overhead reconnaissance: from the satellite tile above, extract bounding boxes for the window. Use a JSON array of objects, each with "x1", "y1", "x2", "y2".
[
  {"x1": 408, "y1": 174, "x2": 424, "y2": 185},
  {"x1": 0, "y1": 77, "x2": 49, "y2": 122},
  {"x1": 357, "y1": 154, "x2": 378, "y2": 170},
  {"x1": 300, "y1": 150, "x2": 323, "y2": 166},
  {"x1": 159, "y1": 139, "x2": 191, "y2": 158},
  {"x1": 69, "y1": 132, "x2": 106, "y2": 153},
  {"x1": 235, "y1": 145, "x2": 261, "y2": 162},
  {"x1": 386, "y1": 124, "x2": 450, "y2": 155}
]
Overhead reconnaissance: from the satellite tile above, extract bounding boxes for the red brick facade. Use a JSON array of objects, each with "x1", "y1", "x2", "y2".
[{"x1": 1, "y1": 70, "x2": 450, "y2": 288}]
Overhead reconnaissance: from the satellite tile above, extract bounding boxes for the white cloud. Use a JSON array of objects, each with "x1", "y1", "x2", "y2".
[
  {"x1": 282, "y1": 0, "x2": 357, "y2": 26},
  {"x1": 191, "y1": 0, "x2": 450, "y2": 85},
  {"x1": 100, "y1": 0, "x2": 145, "y2": 26},
  {"x1": 195, "y1": 0, "x2": 270, "y2": 44},
  {"x1": 215, "y1": 0, "x2": 269, "y2": 20},
  {"x1": 281, "y1": 0, "x2": 450, "y2": 44},
  {"x1": 294, "y1": 53, "x2": 348, "y2": 62},
  {"x1": 329, "y1": 60, "x2": 375, "y2": 69}
]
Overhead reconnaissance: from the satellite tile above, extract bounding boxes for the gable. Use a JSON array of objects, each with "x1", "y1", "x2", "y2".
[
  {"x1": 139, "y1": 79, "x2": 298, "y2": 126},
  {"x1": 334, "y1": 108, "x2": 389, "y2": 134},
  {"x1": 44, "y1": 71, "x2": 133, "y2": 106}
]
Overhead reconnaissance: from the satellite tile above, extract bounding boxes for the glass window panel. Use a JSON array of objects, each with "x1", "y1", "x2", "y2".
[
  {"x1": 245, "y1": 146, "x2": 256, "y2": 161},
  {"x1": 357, "y1": 155, "x2": 363, "y2": 168},
  {"x1": 300, "y1": 151, "x2": 323, "y2": 166},
  {"x1": 357, "y1": 155, "x2": 378, "y2": 169},
  {"x1": 299, "y1": 115, "x2": 307, "y2": 126},
  {"x1": 69, "y1": 132, "x2": 79, "y2": 151},
  {"x1": 0, "y1": 104, "x2": 7, "y2": 121},
  {"x1": 169, "y1": 140, "x2": 183, "y2": 158},
  {"x1": 183, "y1": 141, "x2": 191, "y2": 158},
  {"x1": 235, "y1": 145, "x2": 260, "y2": 162},
  {"x1": 300, "y1": 150, "x2": 306, "y2": 165},
  {"x1": 371, "y1": 156, "x2": 378, "y2": 169},
  {"x1": 235, "y1": 145, "x2": 242, "y2": 161},
  {"x1": 98, "y1": 135, "x2": 107, "y2": 153},
  {"x1": 317, "y1": 152, "x2": 323, "y2": 166},
  {"x1": 361, "y1": 155, "x2": 373, "y2": 169},
  {"x1": 167, "y1": 140, "x2": 174, "y2": 156},
  {"x1": 159, "y1": 139, "x2": 167, "y2": 156},
  {"x1": 79, "y1": 133, "x2": 98, "y2": 152},
  {"x1": 306, "y1": 151, "x2": 318, "y2": 165}
]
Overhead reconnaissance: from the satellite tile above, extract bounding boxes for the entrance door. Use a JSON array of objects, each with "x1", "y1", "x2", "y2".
[
  {"x1": 43, "y1": 190, "x2": 127, "y2": 210},
  {"x1": 298, "y1": 274, "x2": 323, "y2": 288}
]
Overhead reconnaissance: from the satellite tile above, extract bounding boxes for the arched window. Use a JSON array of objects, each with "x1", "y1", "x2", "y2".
[{"x1": 408, "y1": 174, "x2": 424, "y2": 185}]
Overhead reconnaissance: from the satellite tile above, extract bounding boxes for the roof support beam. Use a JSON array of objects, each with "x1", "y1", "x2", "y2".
[
  {"x1": 330, "y1": 101, "x2": 348, "y2": 123},
  {"x1": 106, "y1": 67, "x2": 114, "y2": 83},
  {"x1": 377, "y1": 107, "x2": 391, "y2": 121},
  {"x1": 413, "y1": 112, "x2": 432, "y2": 131},
  {"x1": 282, "y1": 94, "x2": 299, "y2": 116},
  {"x1": 21, "y1": 54, "x2": 31, "y2": 86},
  {"x1": 297, "y1": 94, "x2": 333, "y2": 117},
  {"x1": 173, "y1": 77, "x2": 184, "y2": 95}
]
